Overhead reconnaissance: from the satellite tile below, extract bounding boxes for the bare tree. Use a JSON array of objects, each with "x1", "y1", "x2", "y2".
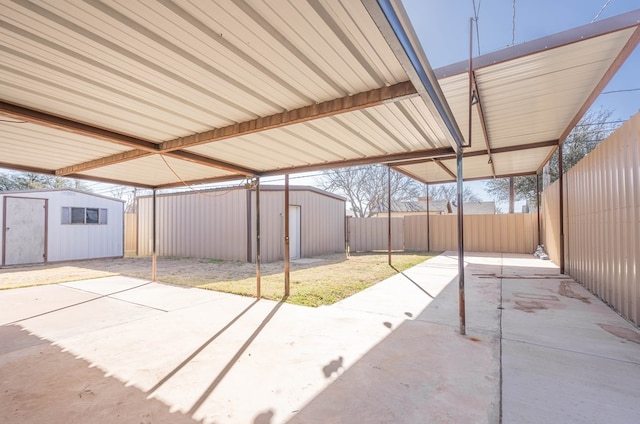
[
  {"x1": 0, "y1": 171, "x2": 89, "y2": 192},
  {"x1": 109, "y1": 185, "x2": 138, "y2": 213},
  {"x1": 427, "y1": 183, "x2": 480, "y2": 205},
  {"x1": 320, "y1": 165, "x2": 421, "y2": 217},
  {"x1": 485, "y1": 109, "x2": 618, "y2": 207}
]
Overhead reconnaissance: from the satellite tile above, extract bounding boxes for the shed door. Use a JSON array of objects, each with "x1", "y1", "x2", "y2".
[
  {"x1": 289, "y1": 205, "x2": 301, "y2": 259},
  {"x1": 3, "y1": 197, "x2": 47, "y2": 266}
]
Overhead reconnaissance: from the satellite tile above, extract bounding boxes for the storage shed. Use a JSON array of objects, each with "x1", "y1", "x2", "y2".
[
  {"x1": 1, "y1": 189, "x2": 124, "y2": 266},
  {"x1": 136, "y1": 186, "x2": 346, "y2": 263}
]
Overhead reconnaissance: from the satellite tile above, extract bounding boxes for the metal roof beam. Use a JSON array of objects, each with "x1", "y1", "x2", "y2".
[
  {"x1": 557, "y1": 25, "x2": 640, "y2": 145},
  {"x1": 0, "y1": 101, "x2": 159, "y2": 153},
  {"x1": 165, "y1": 151, "x2": 257, "y2": 176},
  {"x1": 433, "y1": 158, "x2": 456, "y2": 179},
  {"x1": 160, "y1": 81, "x2": 418, "y2": 152},
  {"x1": 0, "y1": 161, "x2": 55, "y2": 176},
  {"x1": 259, "y1": 146, "x2": 455, "y2": 177},
  {"x1": 55, "y1": 149, "x2": 257, "y2": 177},
  {"x1": 389, "y1": 139, "x2": 559, "y2": 167},
  {"x1": 56, "y1": 151, "x2": 152, "y2": 176},
  {"x1": 435, "y1": 9, "x2": 640, "y2": 78},
  {"x1": 363, "y1": 0, "x2": 466, "y2": 152},
  {"x1": 155, "y1": 174, "x2": 249, "y2": 190},
  {"x1": 472, "y1": 72, "x2": 496, "y2": 177},
  {"x1": 536, "y1": 24, "x2": 640, "y2": 174}
]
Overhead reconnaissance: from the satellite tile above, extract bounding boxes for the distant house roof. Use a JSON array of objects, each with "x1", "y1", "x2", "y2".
[
  {"x1": 450, "y1": 201, "x2": 496, "y2": 215},
  {"x1": 375, "y1": 198, "x2": 495, "y2": 215}
]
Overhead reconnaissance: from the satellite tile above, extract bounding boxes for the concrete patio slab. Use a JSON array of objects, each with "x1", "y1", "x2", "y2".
[
  {"x1": 61, "y1": 275, "x2": 153, "y2": 296},
  {"x1": 1, "y1": 252, "x2": 639, "y2": 424},
  {"x1": 0, "y1": 284, "x2": 100, "y2": 325}
]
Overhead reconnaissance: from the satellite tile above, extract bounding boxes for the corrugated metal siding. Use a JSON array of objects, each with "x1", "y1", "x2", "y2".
[
  {"x1": 348, "y1": 214, "x2": 537, "y2": 253},
  {"x1": 289, "y1": 191, "x2": 345, "y2": 257},
  {"x1": 137, "y1": 187, "x2": 345, "y2": 263},
  {"x1": 250, "y1": 189, "x2": 346, "y2": 262},
  {"x1": 542, "y1": 180, "x2": 563, "y2": 266},
  {"x1": 0, "y1": 190, "x2": 123, "y2": 262},
  {"x1": 138, "y1": 189, "x2": 247, "y2": 261},
  {"x1": 124, "y1": 213, "x2": 137, "y2": 254},
  {"x1": 543, "y1": 113, "x2": 639, "y2": 325},
  {"x1": 347, "y1": 217, "x2": 404, "y2": 252}
]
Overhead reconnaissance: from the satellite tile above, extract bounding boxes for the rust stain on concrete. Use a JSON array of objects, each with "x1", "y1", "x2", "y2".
[
  {"x1": 514, "y1": 300, "x2": 547, "y2": 313},
  {"x1": 514, "y1": 293, "x2": 559, "y2": 302},
  {"x1": 558, "y1": 282, "x2": 591, "y2": 304},
  {"x1": 598, "y1": 324, "x2": 640, "y2": 345}
]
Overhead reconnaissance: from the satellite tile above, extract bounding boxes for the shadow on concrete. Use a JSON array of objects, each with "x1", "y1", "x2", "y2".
[
  {"x1": 148, "y1": 299, "x2": 260, "y2": 395},
  {"x1": 286, "y1": 319, "x2": 499, "y2": 424},
  {"x1": 253, "y1": 409, "x2": 274, "y2": 424},
  {"x1": 0, "y1": 324, "x2": 200, "y2": 424},
  {"x1": 188, "y1": 297, "x2": 288, "y2": 415},
  {"x1": 390, "y1": 265, "x2": 435, "y2": 299},
  {"x1": 322, "y1": 356, "x2": 344, "y2": 378},
  {"x1": 286, "y1": 261, "x2": 502, "y2": 424}
]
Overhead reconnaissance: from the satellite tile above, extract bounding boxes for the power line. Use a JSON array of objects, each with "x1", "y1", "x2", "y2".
[
  {"x1": 511, "y1": 0, "x2": 516, "y2": 45},
  {"x1": 601, "y1": 88, "x2": 640, "y2": 94},
  {"x1": 591, "y1": 0, "x2": 614, "y2": 22},
  {"x1": 472, "y1": 0, "x2": 481, "y2": 54}
]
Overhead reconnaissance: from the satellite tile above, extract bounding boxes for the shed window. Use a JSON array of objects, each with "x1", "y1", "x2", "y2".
[{"x1": 62, "y1": 207, "x2": 107, "y2": 225}]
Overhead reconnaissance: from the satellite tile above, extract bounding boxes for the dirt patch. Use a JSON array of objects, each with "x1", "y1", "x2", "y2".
[
  {"x1": 558, "y1": 281, "x2": 591, "y2": 304},
  {"x1": 598, "y1": 324, "x2": 640, "y2": 345}
]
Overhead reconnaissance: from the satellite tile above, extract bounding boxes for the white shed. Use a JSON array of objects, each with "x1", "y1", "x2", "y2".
[{"x1": 1, "y1": 189, "x2": 124, "y2": 266}]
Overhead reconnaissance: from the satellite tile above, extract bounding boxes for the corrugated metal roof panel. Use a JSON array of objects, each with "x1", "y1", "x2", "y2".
[
  {"x1": 80, "y1": 155, "x2": 236, "y2": 187},
  {"x1": 0, "y1": 3, "x2": 637, "y2": 188},
  {"x1": 0, "y1": 117, "x2": 130, "y2": 170}
]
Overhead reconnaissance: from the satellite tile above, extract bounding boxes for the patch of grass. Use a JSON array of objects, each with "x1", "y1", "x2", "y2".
[
  {"x1": 0, "y1": 252, "x2": 440, "y2": 307},
  {"x1": 193, "y1": 251, "x2": 438, "y2": 307}
]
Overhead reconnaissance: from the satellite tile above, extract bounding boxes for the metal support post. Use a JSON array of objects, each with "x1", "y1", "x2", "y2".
[
  {"x1": 256, "y1": 177, "x2": 261, "y2": 298},
  {"x1": 284, "y1": 174, "x2": 290, "y2": 296},
  {"x1": 558, "y1": 147, "x2": 565, "y2": 274},
  {"x1": 388, "y1": 166, "x2": 392, "y2": 266},
  {"x1": 457, "y1": 151, "x2": 466, "y2": 335},
  {"x1": 152, "y1": 188, "x2": 157, "y2": 282}
]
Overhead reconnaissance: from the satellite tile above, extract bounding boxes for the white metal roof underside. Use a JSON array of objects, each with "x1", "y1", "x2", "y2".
[
  {"x1": 0, "y1": 1, "x2": 638, "y2": 188},
  {"x1": 394, "y1": 10, "x2": 640, "y2": 184}
]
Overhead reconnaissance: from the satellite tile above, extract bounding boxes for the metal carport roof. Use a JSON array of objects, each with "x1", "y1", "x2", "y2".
[
  {"x1": 0, "y1": 0, "x2": 464, "y2": 189},
  {"x1": 1, "y1": 3, "x2": 638, "y2": 188},
  {"x1": 393, "y1": 10, "x2": 640, "y2": 184}
]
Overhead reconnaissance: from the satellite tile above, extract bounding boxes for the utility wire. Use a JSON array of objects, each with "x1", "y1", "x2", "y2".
[
  {"x1": 591, "y1": 0, "x2": 614, "y2": 22},
  {"x1": 472, "y1": 0, "x2": 481, "y2": 54},
  {"x1": 511, "y1": 0, "x2": 516, "y2": 45},
  {"x1": 601, "y1": 88, "x2": 640, "y2": 94}
]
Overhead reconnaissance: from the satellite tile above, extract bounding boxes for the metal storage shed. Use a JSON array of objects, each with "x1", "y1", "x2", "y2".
[
  {"x1": 1, "y1": 189, "x2": 124, "y2": 266},
  {"x1": 136, "y1": 186, "x2": 345, "y2": 263}
]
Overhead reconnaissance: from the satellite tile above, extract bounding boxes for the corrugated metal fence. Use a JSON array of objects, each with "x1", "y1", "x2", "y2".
[
  {"x1": 124, "y1": 213, "x2": 137, "y2": 254},
  {"x1": 542, "y1": 112, "x2": 639, "y2": 325},
  {"x1": 348, "y1": 214, "x2": 538, "y2": 254}
]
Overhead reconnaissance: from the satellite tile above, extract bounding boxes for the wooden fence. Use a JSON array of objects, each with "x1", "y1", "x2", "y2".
[{"x1": 348, "y1": 213, "x2": 538, "y2": 254}]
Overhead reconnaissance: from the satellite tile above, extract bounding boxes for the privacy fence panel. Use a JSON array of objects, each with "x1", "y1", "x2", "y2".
[
  {"x1": 124, "y1": 213, "x2": 137, "y2": 254},
  {"x1": 542, "y1": 113, "x2": 639, "y2": 325},
  {"x1": 351, "y1": 214, "x2": 538, "y2": 254},
  {"x1": 347, "y1": 217, "x2": 403, "y2": 252}
]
